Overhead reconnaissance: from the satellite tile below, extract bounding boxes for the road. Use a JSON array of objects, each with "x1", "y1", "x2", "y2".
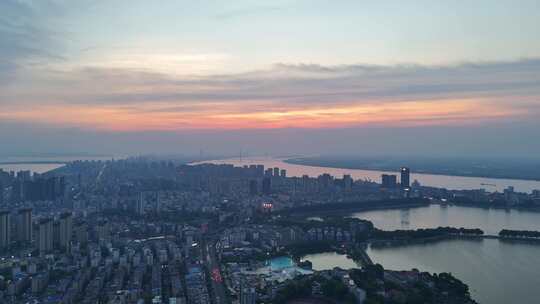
[{"x1": 204, "y1": 239, "x2": 227, "y2": 304}]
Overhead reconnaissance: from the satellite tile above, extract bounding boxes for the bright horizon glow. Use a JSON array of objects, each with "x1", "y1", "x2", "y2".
[
  {"x1": 0, "y1": 98, "x2": 524, "y2": 131},
  {"x1": 0, "y1": 0, "x2": 539, "y2": 157}
]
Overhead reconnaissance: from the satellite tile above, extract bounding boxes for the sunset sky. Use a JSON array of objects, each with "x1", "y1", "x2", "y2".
[{"x1": 1, "y1": 0, "x2": 540, "y2": 157}]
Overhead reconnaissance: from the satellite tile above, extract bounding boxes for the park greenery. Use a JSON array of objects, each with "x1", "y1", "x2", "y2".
[
  {"x1": 278, "y1": 198, "x2": 430, "y2": 215},
  {"x1": 373, "y1": 227, "x2": 484, "y2": 240},
  {"x1": 272, "y1": 274, "x2": 357, "y2": 304},
  {"x1": 349, "y1": 264, "x2": 477, "y2": 304}
]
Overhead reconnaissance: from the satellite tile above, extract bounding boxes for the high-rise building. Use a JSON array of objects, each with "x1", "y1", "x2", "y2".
[
  {"x1": 262, "y1": 177, "x2": 272, "y2": 195},
  {"x1": 39, "y1": 218, "x2": 54, "y2": 254},
  {"x1": 59, "y1": 212, "x2": 73, "y2": 251},
  {"x1": 21, "y1": 176, "x2": 65, "y2": 202},
  {"x1": 53, "y1": 221, "x2": 60, "y2": 247},
  {"x1": 155, "y1": 192, "x2": 161, "y2": 213},
  {"x1": 74, "y1": 221, "x2": 88, "y2": 245},
  {"x1": 400, "y1": 167, "x2": 410, "y2": 188},
  {"x1": 17, "y1": 170, "x2": 31, "y2": 181},
  {"x1": 343, "y1": 174, "x2": 353, "y2": 191},
  {"x1": 0, "y1": 211, "x2": 10, "y2": 250},
  {"x1": 255, "y1": 165, "x2": 264, "y2": 177},
  {"x1": 381, "y1": 174, "x2": 397, "y2": 188},
  {"x1": 273, "y1": 167, "x2": 280, "y2": 177},
  {"x1": 137, "y1": 192, "x2": 146, "y2": 215},
  {"x1": 265, "y1": 168, "x2": 273, "y2": 177},
  {"x1": 11, "y1": 180, "x2": 23, "y2": 203},
  {"x1": 0, "y1": 181, "x2": 4, "y2": 205},
  {"x1": 249, "y1": 180, "x2": 258, "y2": 195},
  {"x1": 280, "y1": 169, "x2": 287, "y2": 178},
  {"x1": 17, "y1": 208, "x2": 32, "y2": 243},
  {"x1": 96, "y1": 220, "x2": 110, "y2": 242}
]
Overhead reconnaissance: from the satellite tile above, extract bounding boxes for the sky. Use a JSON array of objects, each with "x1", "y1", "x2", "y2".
[{"x1": 1, "y1": 0, "x2": 540, "y2": 158}]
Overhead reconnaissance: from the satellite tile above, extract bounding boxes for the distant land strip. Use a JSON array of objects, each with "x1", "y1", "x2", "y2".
[{"x1": 284, "y1": 158, "x2": 540, "y2": 182}]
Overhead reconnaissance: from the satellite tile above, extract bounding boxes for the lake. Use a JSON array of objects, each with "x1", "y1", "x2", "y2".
[
  {"x1": 351, "y1": 204, "x2": 540, "y2": 235},
  {"x1": 300, "y1": 237, "x2": 540, "y2": 304},
  {"x1": 202, "y1": 157, "x2": 540, "y2": 304},
  {"x1": 346, "y1": 205, "x2": 540, "y2": 304},
  {"x1": 367, "y1": 239, "x2": 540, "y2": 304}
]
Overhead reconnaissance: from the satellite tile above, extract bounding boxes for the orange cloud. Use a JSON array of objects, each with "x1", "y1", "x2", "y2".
[{"x1": 0, "y1": 98, "x2": 522, "y2": 131}]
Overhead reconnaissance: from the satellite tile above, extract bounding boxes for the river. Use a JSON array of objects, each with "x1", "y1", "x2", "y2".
[
  {"x1": 0, "y1": 163, "x2": 64, "y2": 174},
  {"x1": 0, "y1": 155, "x2": 116, "y2": 174},
  {"x1": 202, "y1": 157, "x2": 540, "y2": 193}
]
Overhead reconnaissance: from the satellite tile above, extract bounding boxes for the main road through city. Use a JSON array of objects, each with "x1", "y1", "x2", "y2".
[{"x1": 204, "y1": 239, "x2": 227, "y2": 304}]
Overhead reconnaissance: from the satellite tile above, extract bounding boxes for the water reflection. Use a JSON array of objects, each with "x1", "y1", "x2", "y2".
[
  {"x1": 351, "y1": 204, "x2": 540, "y2": 235},
  {"x1": 367, "y1": 239, "x2": 540, "y2": 304},
  {"x1": 301, "y1": 252, "x2": 360, "y2": 271},
  {"x1": 399, "y1": 209, "x2": 410, "y2": 227}
]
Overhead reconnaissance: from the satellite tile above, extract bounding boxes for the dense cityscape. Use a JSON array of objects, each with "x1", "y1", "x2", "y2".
[
  {"x1": 2, "y1": 1, "x2": 539, "y2": 303},
  {"x1": 0, "y1": 157, "x2": 539, "y2": 304}
]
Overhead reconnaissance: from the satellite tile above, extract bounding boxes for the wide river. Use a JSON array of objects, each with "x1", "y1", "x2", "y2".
[
  {"x1": 0, "y1": 163, "x2": 64, "y2": 174},
  {"x1": 203, "y1": 157, "x2": 540, "y2": 193},
  {"x1": 204, "y1": 157, "x2": 540, "y2": 304},
  {"x1": 0, "y1": 155, "x2": 116, "y2": 174}
]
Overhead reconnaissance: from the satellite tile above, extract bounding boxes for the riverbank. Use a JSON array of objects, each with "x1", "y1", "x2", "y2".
[
  {"x1": 203, "y1": 156, "x2": 540, "y2": 192},
  {"x1": 285, "y1": 157, "x2": 540, "y2": 182},
  {"x1": 0, "y1": 163, "x2": 65, "y2": 174}
]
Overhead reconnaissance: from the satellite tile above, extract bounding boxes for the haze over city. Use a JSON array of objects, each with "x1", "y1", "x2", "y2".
[
  {"x1": 3, "y1": 2, "x2": 540, "y2": 304},
  {"x1": 1, "y1": 0, "x2": 540, "y2": 158}
]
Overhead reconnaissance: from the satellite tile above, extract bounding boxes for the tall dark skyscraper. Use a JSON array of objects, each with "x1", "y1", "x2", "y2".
[
  {"x1": 401, "y1": 167, "x2": 410, "y2": 188},
  {"x1": 17, "y1": 208, "x2": 32, "y2": 243},
  {"x1": 249, "y1": 180, "x2": 258, "y2": 195},
  {"x1": 19, "y1": 176, "x2": 66, "y2": 202},
  {"x1": 39, "y1": 218, "x2": 54, "y2": 254},
  {"x1": 262, "y1": 177, "x2": 272, "y2": 195},
  {"x1": 381, "y1": 174, "x2": 397, "y2": 188},
  {"x1": 0, "y1": 181, "x2": 3, "y2": 205},
  {"x1": 256, "y1": 165, "x2": 264, "y2": 177},
  {"x1": 0, "y1": 211, "x2": 10, "y2": 250},
  {"x1": 59, "y1": 212, "x2": 73, "y2": 252}
]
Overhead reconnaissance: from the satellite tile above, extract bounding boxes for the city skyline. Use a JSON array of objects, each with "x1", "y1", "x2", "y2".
[
  {"x1": 1, "y1": 3, "x2": 540, "y2": 302},
  {"x1": 1, "y1": 0, "x2": 540, "y2": 157}
]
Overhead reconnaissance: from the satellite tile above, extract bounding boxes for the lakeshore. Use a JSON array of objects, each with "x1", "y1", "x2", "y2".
[{"x1": 281, "y1": 199, "x2": 429, "y2": 217}]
